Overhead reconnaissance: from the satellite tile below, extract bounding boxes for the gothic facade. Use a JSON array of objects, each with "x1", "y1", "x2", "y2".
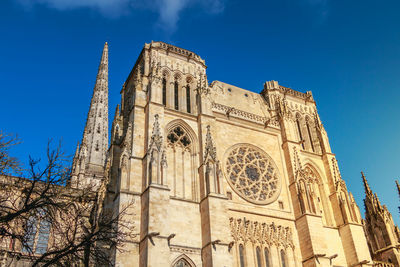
[{"x1": 73, "y1": 41, "x2": 386, "y2": 267}]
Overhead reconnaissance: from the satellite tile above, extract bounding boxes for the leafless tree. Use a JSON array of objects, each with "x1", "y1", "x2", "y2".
[{"x1": 0, "y1": 132, "x2": 135, "y2": 266}]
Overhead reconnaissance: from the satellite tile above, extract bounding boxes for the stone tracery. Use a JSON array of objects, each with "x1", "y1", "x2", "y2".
[{"x1": 224, "y1": 144, "x2": 281, "y2": 204}]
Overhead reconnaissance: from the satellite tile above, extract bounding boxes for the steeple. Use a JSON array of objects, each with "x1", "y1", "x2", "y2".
[
  {"x1": 72, "y1": 42, "x2": 109, "y2": 188},
  {"x1": 361, "y1": 171, "x2": 372, "y2": 196}
]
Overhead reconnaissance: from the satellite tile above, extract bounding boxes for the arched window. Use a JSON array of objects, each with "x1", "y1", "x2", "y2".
[
  {"x1": 264, "y1": 248, "x2": 270, "y2": 267},
  {"x1": 174, "y1": 258, "x2": 191, "y2": 267},
  {"x1": 174, "y1": 80, "x2": 179, "y2": 110},
  {"x1": 256, "y1": 247, "x2": 262, "y2": 267},
  {"x1": 280, "y1": 250, "x2": 287, "y2": 267},
  {"x1": 306, "y1": 121, "x2": 315, "y2": 152},
  {"x1": 166, "y1": 123, "x2": 198, "y2": 200},
  {"x1": 22, "y1": 209, "x2": 51, "y2": 255},
  {"x1": 97, "y1": 124, "x2": 101, "y2": 133},
  {"x1": 296, "y1": 117, "x2": 304, "y2": 150},
  {"x1": 162, "y1": 77, "x2": 167, "y2": 106},
  {"x1": 186, "y1": 85, "x2": 191, "y2": 113},
  {"x1": 239, "y1": 244, "x2": 246, "y2": 267}
]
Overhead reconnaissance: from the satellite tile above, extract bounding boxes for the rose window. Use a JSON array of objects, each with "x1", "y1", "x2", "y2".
[{"x1": 224, "y1": 144, "x2": 281, "y2": 204}]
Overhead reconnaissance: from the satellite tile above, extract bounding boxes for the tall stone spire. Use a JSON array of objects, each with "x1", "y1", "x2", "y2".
[
  {"x1": 361, "y1": 171, "x2": 372, "y2": 196},
  {"x1": 72, "y1": 42, "x2": 109, "y2": 188}
]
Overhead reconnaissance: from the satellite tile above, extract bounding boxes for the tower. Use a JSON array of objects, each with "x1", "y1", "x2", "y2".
[
  {"x1": 102, "y1": 41, "x2": 374, "y2": 267},
  {"x1": 362, "y1": 172, "x2": 400, "y2": 265},
  {"x1": 71, "y1": 42, "x2": 109, "y2": 189}
]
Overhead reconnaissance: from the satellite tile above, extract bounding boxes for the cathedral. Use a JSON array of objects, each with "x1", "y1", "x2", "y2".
[{"x1": 69, "y1": 41, "x2": 400, "y2": 267}]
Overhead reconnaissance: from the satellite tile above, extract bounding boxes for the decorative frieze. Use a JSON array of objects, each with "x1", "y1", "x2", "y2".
[
  {"x1": 229, "y1": 217, "x2": 294, "y2": 248},
  {"x1": 211, "y1": 102, "x2": 279, "y2": 128}
]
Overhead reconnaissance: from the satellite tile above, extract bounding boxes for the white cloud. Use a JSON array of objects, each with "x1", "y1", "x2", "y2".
[{"x1": 16, "y1": 0, "x2": 226, "y2": 31}]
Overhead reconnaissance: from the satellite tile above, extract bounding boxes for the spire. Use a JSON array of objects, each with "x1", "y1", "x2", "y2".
[
  {"x1": 79, "y1": 42, "x2": 109, "y2": 176},
  {"x1": 362, "y1": 171, "x2": 372, "y2": 196},
  {"x1": 396, "y1": 180, "x2": 400, "y2": 198}
]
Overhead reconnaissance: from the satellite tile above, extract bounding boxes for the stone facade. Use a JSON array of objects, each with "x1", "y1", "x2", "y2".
[
  {"x1": 362, "y1": 173, "x2": 400, "y2": 266},
  {"x1": 71, "y1": 41, "x2": 376, "y2": 267}
]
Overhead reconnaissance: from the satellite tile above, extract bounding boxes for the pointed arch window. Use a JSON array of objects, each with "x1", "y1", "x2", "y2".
[
  {"x1": 186, "y1": 85, "x2": 191, "y2": 113},
  {"x1": 280, "y1": 250, "x2": 287, "y2": 267},
  {"x1": 239, "y1": 244, "x2": 246, "y2": 267},
  {"x1": 264, "y1": 248, "x2": 270, "y2": 267},
  {"x1": 166, "y1": 123, "x2": 197, "y2": 200},
  {"x1": 97, "y1": 124, "x2": 101, "y2": 134},
  {"x1": 306, "y1": 121, "x2": 315, "y2": 152},
  {"x1": 174, "y1": 80, "x2": 179, "y2": 110},
  {"x1": 296, "y1": 117, "x2": 305, "y2": 150},
  {"x1": 256, "y1": 247, "x2": 262, "y2": 267},
  {"x1": 173, "y1": 258, "x2": 191, "y2": 267},
  {"x1": 22, "y1": 209, "x2": 51, "y2": 255},
  {"x1": 162, "y1": 78, "x2": 167, "y2": 106}
]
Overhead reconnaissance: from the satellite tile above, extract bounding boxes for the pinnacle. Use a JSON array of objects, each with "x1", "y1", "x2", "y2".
[{"x1": 361, "y1": 171, "x2": 373, "y2": 196}]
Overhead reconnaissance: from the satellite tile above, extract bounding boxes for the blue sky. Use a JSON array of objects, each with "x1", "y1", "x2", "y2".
[{"x1": 1, "y1": 0, "x2": 400, "y2": 224}]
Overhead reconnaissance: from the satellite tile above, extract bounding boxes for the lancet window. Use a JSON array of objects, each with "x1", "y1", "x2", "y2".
[
  {"x1": 295, "y1": 114, "x2": 305, "y2": 150},
  {"x1": 186, "y1": 84, "x2": 191, "y2": 113},
  {"x1": 264, "y1": 248, "x2": 270, "y2": 267},
  {"x1": 239, "y1": 244, "x2": 246, "y2": 267},
  {"x1": 306, "y1": 120, "x2": 315, "y2": 152},
  {"x1": 256, "y1": 247, "x2": 262, "y2": 267},
  {"x1": 166, "y1": 123, "x2": 198, "y2": 201},
  {"x1": 174, "y1": 80, "x2": 179, "y2": 110},
  {"x1": 280, "y1": 250, "x2": 287, "y2": 267},
  {"x1": 162, "y1": 77, "x2": 167, "y2": 106},
  {"x1": 22, "y1": 209, "x2": 51, "y2": 255}
]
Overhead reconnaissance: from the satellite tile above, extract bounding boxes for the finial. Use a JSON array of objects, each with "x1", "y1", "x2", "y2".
[{"x1": 396, "y1": 180, "x2": 400, "y2": 197}]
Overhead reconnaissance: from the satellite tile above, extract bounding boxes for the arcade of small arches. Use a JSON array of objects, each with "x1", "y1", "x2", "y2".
[{"x1": 161, "y1": 70, "x2": 197, "y2": 115}]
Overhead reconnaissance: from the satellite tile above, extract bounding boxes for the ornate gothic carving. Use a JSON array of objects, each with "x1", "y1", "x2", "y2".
[
  {"x1": 211, "y1": 102, "x2": 280, "y2": 128},
  {"x1": 203, "y1": 126, "x2": 222, "y2": 194},
  {"x1": 229, "y1": 217, "x2": 294, "y2": 248},
  {"x1": 204, "y1": 125, "x2": 217, "y2": 162},
  {"x1": 224, "y1": 144, "x2": 281, "y2": 204},
  {"x1": 148, "y1": 114, "x2": 167, "y2": 185},
  {"x1": 196, "y1": 73, "x2": 209, "y2": 96}
]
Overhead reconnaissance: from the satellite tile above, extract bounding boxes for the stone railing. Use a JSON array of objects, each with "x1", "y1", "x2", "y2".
[
  {"x1": 157, "y1": 42, "x2": 205, "y2": 65},
  {"x1": 278, "y1": 85, "x2": 313, "y2": 101}
]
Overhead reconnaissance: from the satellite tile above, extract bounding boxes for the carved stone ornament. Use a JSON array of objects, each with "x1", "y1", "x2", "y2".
[
  {"x1": 196, "y1": 73, "x2": 209, "y2": 96},
  {"x1": 204, "y1": 125, "x2": 217, "y2": 162},
  {"x1": 149, "y1": 114, "x2": 163, "y2": 151},
  {"x1": 224, "y1": 144, "x2": 282, "y2": 205},
  {"x1": 331, "y1": 158, "x2": 342, "y2": 182},
  {"x1": 229, "y1": 217, "x2": 294, "y2": 248},
  {"x1": 211, "y1": 102, "x2": 280, "y2": 128}
]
